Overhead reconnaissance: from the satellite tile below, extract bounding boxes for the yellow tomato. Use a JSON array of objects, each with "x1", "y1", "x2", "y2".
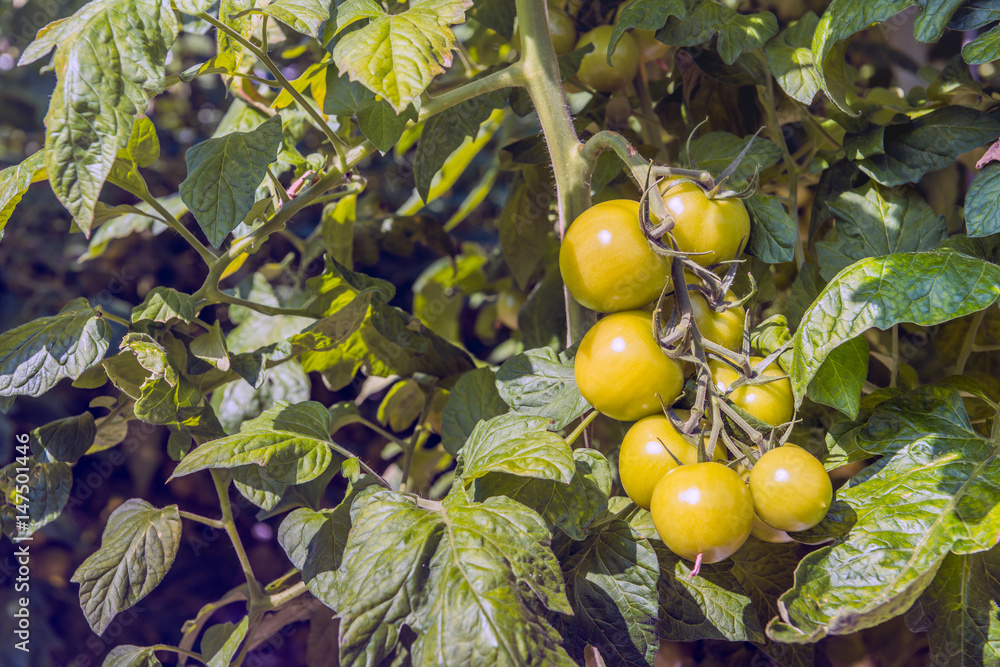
[
  {"x1": 710, "y1": 357, "x2": 794, "y2": 427},
  {"x1": 650, "y1": 462, "x2": 754, "y2": 563},
  {"x1": 659, "y1": 181, "x2": 750, "y2": 267},
  {"x1": 574, "y1": 310, "x2": 684, "y2": 421},
  {"x1": 560, "y1": 200, "x2": 670, "y2": 313}
]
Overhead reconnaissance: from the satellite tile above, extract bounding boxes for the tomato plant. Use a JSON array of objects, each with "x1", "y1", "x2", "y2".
[{"x1": 1, "y1": 0, "x2": 999, "y2": 665}]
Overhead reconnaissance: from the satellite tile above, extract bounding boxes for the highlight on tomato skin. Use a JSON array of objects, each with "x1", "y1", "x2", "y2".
[
  {"x1": 573, "y1": 310, "x2": 685, "y2": 422},
  {"x1": 749, "y1": 444, "x2": 833, "y2": 533},
  {"x1": 649, "y1": 462, "x2": 754, "y2": 564},
  {"x1": 559, "y1": 199, "x2": 671, "y2": 314}
]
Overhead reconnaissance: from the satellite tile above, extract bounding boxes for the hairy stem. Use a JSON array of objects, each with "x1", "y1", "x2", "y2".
[
  {"x1": 514, "y1": 0, "x2": 590, "y2": 344},
  {"x1": 419, "y1": 63, "x2": 525, "y2": 121}
]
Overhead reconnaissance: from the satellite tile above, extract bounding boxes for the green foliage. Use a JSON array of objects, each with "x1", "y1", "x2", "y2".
[{"x1": 4, "y1": 0, "x2": 1000, "y2": 663}]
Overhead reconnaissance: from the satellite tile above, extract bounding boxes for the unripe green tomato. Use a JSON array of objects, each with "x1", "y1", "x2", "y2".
[
  {"x1": 575, "y1": 26, "x2": 639, "y2": 93},
  {"x1": 659, "y1": 181, "x2": 750, "y2": 267},
  {"x1": 574, "y1": 310, "x2": 684, "y2": 422},
  {"x1": 710, "y1": 357, "x2": 794, "y2": 427},
  {"x1": 749, "y1": 444, "x2": 832, "y2": 532},
  {"x1": 559, "y1": 200, "x2": 670, "y2": 313},
  {"x1": 514, "y1": 9, "x2": 577, "y2": 56},
  {"x1": 661, "y1": 276, "x2": 745, "y2": 351},
  {"x1": 650, "y1": 462, "x2": 753, "y2": 563}
]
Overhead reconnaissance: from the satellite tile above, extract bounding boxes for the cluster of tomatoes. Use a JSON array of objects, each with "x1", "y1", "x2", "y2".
[{"x1": 560, "y1": 185, "x2": 832, "y2": 566}]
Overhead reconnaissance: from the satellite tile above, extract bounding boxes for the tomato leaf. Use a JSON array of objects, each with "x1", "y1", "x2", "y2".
[
  {"x1": 0, "y1": 150, "x2": 46, "y2": 240},
  {"x1": 552, "y1": 519, "x2": 659, "y2": 666},
  {"x1": 201, "y1": 617, "x2": 250, "y2": 667},
  {"x1": 355, "y1": 100, "x2": 418, "y2": 152},
  {"x1": 327, "y1": 489, "x2": 575, "y2": 667},
  {"x1": 609, "y1": 0, "x2": 686, "y2": 56},
  {"x1": 843, "y1": 106, "x2": 1000, "y2": 186},
  {"x1": 769, "y1": 386, "x2": 1000, "y2": 642},
  {"x1": 168, "y1": 400, "x2": 333, "y2": 484},
  {"x1": 0, "y1": 459, "x2": 72, "y2": 538},
  {"x1": 332, "y1": 0, "x2": 473, "y2": 113},
  {"x1": 963, "y1": 24, "x2": 1000, "y2": 64},
  {"x1": 179, "y1": 114, "x2": 284, "y2": 247},
  {"x1": 498, "y1": 170, "x2": 555, "y2": 289},
  {"x1": 745, "y1": 193, "x2": 797, "y2": 264},
  {"x1": 495, "y1": 347, "x2": 590, "y2": 430},
  {"x1": 18, "y1": 0, "x2": 177, "y2": 232},
  {"x1": 656, "y1": 0, "x2": 777, "y2": 65},
  {"x1": 458, "y1": 413, "x2": 575, "y2": 484},
  {"x1": 441, "y1": 367, "x2": 509, "y2": 456},
  {"x1": 70, "y1": 499, "x2": 182, "y2": 634},
  {"x1": 906, "y1": 550, "x2": 1000, "y2": 666},
  {"x1": 655, "y1": 540, "x2": 765, "y2": 642},
  {"x1": 791, "y1": 252, "x2": 1000, "y2": 403},
  {"x1": 0, "y1": 298, "x2": 113, "y2": 407},
  {"x1": 965, "y1": 163, "x2": 1000, "y2": 238},
  {"x1": 729, "y1": 539, "x2": 817, "y2": 665},
  {"x1": 102, "y1": 645, "x2": 163, "y2": 667},
  {"x1": 764, "y1": 12, "x2": 822, "y2": 104},
  {"x1": 260, "y1": 0, "x2": 330, "y2": 39},
  {"x1": 474, "y1": 449, "x2": 611, "y2": 540},
  {"x1": 30, "y1": 412, "x2": 96, "y2": 464},
  {"x1": 806, "y1": 334, "x2": 869, "y2": 418},
  {"x1": 815, "y1": 182, "x2": 948, "y2": 280},
  {"x1": 131, "y1": 287, "x2": 197, "y2": 325},
  {"x1": 811, "y1": 0, "x2": 964, "y2": 113}
]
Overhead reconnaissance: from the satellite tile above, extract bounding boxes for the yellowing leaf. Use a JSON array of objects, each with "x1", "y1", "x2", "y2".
[{"x1": 332, "y1": 0, "x2": 473, "y2": 113}]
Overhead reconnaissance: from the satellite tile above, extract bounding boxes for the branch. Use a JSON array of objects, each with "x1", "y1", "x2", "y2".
[{"x1": 418, "y1": 63, "x2": 525, "y2": 121}]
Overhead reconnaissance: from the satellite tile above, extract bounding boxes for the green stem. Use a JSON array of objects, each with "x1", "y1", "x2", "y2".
[
  {"x1": 357, "y1": 417, "x2": 411, "y2": 449},
  {"x1": 97, "y1": 309, "x2": 131, "y2": 328},
  {"x1": 514, "y1": 0, "x2": 590, "y2": 345},
  {"x1": 153, "y1": 645, "x2": 206, "y2": 664},
  {"x1": 327, "y1": 442, "x2": 392, "y2": 489},
  {"x1": 198, "y1": 11, "x2": 348, "y2": 167},
  {"x1": 564, "y1": 410, "x2": 598, "y2": 446},
  {"x1": 954, "y1": 308, "x2": 987, "y2": 375},
  {"x1": 268, "y1": 580, "x2": 307, "y2": 607},
  {"x1": 418, "y1": 63, "x2": 525, "y2": 121},
  {"x1": 400, "y1": 426, "x2": 432, "y2": 494},
  {"x1": 889, "y1": 324, "x2": 900, "y2": 388},
  {"x1": 211, "y1": 471, "x2": 266, "y2": 605},
  {"x1": 179, "y1": 510, "x2": 224, "y2": 529},
  {"x1": 142, "y1": 193, "x2": 218, "y2": 267}
]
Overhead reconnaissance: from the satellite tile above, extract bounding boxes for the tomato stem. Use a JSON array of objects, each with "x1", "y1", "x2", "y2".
[{"x1": 564, "y1": 410, "x2": 599, "y2": 446}]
